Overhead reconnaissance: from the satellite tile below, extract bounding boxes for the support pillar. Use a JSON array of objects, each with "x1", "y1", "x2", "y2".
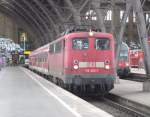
[
  {"x1": 92, "y1": 0, "x2": 106, "y2": 32},
  {"x1": 111, "y1": 0, "x2": 119, "y2": 34},
  {"x1": 111, "y1": 4, "x2": 120, "y2": 37},
  {"x1": 116, "y1": 0, "x2": 132, "y2": 64},
  {"x1": 64, "y1": 0, "x2": 81, "y2": 25},
  {"x1": 128, "y1": 9, "x2": 134, "y2": 43},
  {"x1": 133, "y1": 0, "x2": 150, "y2": 91},
  {"x1": 143, "y1": 80, "x2": 150, "y2": 91}
]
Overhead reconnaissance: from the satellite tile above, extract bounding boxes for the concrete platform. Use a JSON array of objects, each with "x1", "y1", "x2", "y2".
[
  {"x1": 0, "y1": 67, "x2": 113, "y2": 117},
  {"x1": 111, "y1": 79, "x2": 150, "y2": 115}
]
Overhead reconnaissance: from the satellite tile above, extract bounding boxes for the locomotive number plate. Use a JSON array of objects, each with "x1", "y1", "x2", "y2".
[{"x1": 79, "y1": 62, "x2": 104, "y2": 68}]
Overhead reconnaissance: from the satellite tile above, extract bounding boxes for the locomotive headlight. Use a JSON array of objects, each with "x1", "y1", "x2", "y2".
[
  {"x1": 126, "y1": 62, "x2": 129, "y2": 66},
  {"x1": 89, "y1": 31, "x2": 94, "y2": 36},
  {"x1": 73, "y1": 65, "x2": 79, "y2": 70},
  {"x1": 105, "y1": 65, "x2": 110, "y2": 69}
]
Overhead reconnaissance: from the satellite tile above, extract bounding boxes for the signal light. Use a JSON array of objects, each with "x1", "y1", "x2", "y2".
[{"x1": 125, "y1": 62, "x2": 129, "y2": 67}]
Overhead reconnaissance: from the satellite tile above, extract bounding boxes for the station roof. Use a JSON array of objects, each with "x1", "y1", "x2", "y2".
[{"x1": 0, "y1": 0, "x2": 149, "y2": 48}]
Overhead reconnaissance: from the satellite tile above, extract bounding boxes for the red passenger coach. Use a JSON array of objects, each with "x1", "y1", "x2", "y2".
[
  {"x1": 29, "y1": 30, "x2": 116, "y2": 94},
  {"x1": 29, "y1": 44, "x2": 49, "y2": 75}
]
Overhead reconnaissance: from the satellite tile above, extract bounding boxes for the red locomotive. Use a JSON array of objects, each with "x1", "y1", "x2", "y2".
[
  {"x1": 117, "y1": 42, "x2": 130, "y2": 77},
  {"x1": 129, "y1": 37, "x2": 150, "y2": 69},
  {"x1": 29, "y1": 29, "x2": 116, "y2": 94},
  {"x1": 130, "y1": 49, "x2": 144, "y2": 68}
]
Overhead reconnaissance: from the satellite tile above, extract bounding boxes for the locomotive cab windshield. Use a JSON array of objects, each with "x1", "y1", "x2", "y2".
[
  {"x1": 72, "y1": 38, "x2": 89, "y2": 50},
  {"x1": 95, "y1": 38, "x2": 110, "y2": 50},
  {"x1": 119, "y1": 50, "x2": 128, "y2": 60}
]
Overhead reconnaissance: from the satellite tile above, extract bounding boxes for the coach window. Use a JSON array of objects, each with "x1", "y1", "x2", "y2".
[
  {"x1": 95, "y1": 38, "x2": 110, "y2": 50},
  {"x1": 72, "y1": 38, "x2": 89, "y2": 50},
  {"x1": 43, "y1": 57, "x2": 45, "y2": 62}
]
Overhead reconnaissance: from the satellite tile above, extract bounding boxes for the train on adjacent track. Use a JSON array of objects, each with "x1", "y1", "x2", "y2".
[
  {"x1": 117, "y1": 42, "x2": 130, "y2": 77},
  {"x1": 129, "y1": 37, "x2": 150, "y2": 69},
  {"x1": 117, "y1": 37, "x2": 150, "y2": 77},
  {"x1": 130, "y1": 49, "x2": 144, "y2": 68},
  {"x1": 29, "y1": 29, "x2": 116, "y2": 94}
]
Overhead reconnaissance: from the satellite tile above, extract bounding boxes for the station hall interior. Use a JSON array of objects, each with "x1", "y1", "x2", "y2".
[{"x1": 0, "y1": 0, "x2": 150, "y2": 117}]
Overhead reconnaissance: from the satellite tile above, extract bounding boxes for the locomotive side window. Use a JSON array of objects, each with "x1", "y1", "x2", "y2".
[
  {"x1": 72, "y1": 38, "x2": 89, "y2": 50},
  {"x1": 50, "y1": 41, "x2": 62, "y2": 53},
  {"x1": 95, "y1": 38, "x2": 110, "y2": 50},
  {"x1": 55, "y1": 41, "x2": 62, "y2": 53},
  {"x1": 49, "y1": 44, "x2": 54, "y2": 53}
]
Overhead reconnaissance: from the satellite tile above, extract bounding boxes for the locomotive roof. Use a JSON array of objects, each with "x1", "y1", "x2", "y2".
[
  {"x1": 60, "y1": 25, "x2": 113, "y2": 39},
  {"x1": 64, "y1": 31, "x2": 114, "y2": 39},
  {"x1": 50, "y1": 31, "x2": 114, "y2": 44},
  {"x1": 30, "y1": 31, "x2": 114, "y2": 56}
]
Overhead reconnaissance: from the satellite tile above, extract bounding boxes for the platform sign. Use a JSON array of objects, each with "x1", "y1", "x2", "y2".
[{"x1": 24, "y1": 50, "x2": 31, "y2": 55}]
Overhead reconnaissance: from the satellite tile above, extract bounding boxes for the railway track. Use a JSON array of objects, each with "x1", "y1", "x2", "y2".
[
  {"x1": 121, "y1": 73, "x2": 148, "y2": 82},
  {"x1": 84, "y1": 94, "x2": 149, "y2": 117}
]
